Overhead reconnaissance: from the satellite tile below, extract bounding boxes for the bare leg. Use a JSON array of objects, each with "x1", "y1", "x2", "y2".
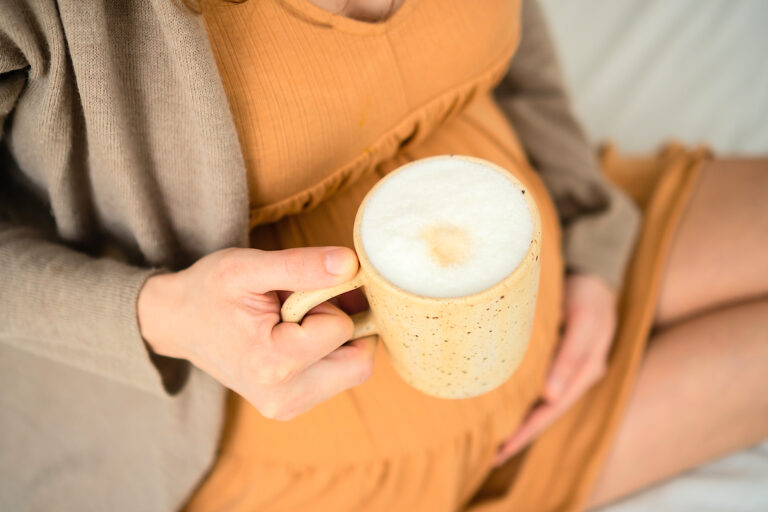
[
  {"x1": 586, "y1": 159, "x2": 768, "y2": 507},
  {"x1": 587, "y1": 298, "x2": 768, "y2": 508},
  {"x1": 654, "y1": 159, "x2": 768, "y2": 327}
]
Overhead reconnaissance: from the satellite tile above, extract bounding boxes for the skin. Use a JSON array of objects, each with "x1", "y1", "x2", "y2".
[
  {"x1": 138, "y1": 246, "x2": 378, "y2": 421},
  {"x1": 306, "y1": 0, "x2": 403, "y2": 22},
  {"x1": 587, "y1": 159, "x2": 768, "y2": 506},
  {"x1": 142, "y1": 2, "x2": 767, "y2": 499},
  {"x1": 138, "y1": 159, "x2": 768, "y2": 502},
  {"x1": 138, "y1": 0, "x2": 398, "y2": 421},
  {"x1": 491, "y1": 272, "x2": 617, "y2": 466},
  {"x1": 490, "y1": 159, "x2": 768, "y2": 507}
]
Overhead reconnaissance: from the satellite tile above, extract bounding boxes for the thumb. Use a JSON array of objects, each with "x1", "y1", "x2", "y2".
[{"x1": 244, "y1": 246, "x2": 359, "y2": 293}]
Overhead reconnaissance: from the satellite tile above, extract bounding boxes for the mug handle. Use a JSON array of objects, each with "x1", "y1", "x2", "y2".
[{"x1": 280, "y1": 269, "x2": 378, "y2": 339}]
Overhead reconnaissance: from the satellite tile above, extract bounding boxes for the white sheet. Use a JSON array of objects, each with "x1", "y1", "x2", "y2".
[{"x1": 536, "y1": 1, "x2": 768, "y2": 509}]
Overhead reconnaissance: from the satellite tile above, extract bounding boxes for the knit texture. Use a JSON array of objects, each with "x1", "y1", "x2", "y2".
[
  {"x1": 0, "y1": 0, "x2": 638, "y2": 510},
  {"x1": 0, "y1": 0, "x2": 244, "y2": 510}
]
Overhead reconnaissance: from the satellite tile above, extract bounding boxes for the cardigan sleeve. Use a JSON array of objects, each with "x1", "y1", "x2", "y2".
[
  {"x1": 0, "y1": 20, "x2": 189, "y2": 396},
  {"x1": 494, "y1": 0, "x2": 641, "y2": 290}
]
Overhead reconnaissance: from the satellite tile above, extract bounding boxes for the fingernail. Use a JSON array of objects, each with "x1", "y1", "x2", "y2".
[{"x1": 324, "y1": 248, "x2": 353, "y2": 276}]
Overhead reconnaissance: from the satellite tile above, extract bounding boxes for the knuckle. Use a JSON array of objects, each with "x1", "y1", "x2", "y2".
[
  {"x1": 258, "y1": 398, "x2": 286, "y2": 420},
  {"x1": 209, "y1": 249, "x2": 248, "y2": 289},
  {"x1": 273, "y1": 321, "x2": 309, "y2": 349},
  {"x1": 261, "y1": 396, "x2": 301, "y2": 422},
  {"x1": 216, "y1": 249, "x2": 245, "y2": 277},
  {"x1": 251, "y1": 352, "x2": 295, "y2": 386}
]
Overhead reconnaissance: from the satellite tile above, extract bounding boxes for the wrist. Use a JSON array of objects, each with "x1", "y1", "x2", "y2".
[{"x1": 138, "y1": 272, "x2": 184, "y2": 359}]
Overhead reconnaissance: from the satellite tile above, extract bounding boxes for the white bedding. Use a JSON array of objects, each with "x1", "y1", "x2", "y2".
[
  {"x1": 594, "y1": 441, "x2": 768, "y2": 512},
  {"x1": 537, "y1": 1, "x2": 768, "y2": 509}
]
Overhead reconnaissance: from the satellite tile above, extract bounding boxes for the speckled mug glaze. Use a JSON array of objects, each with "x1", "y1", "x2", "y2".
[{"x1": 281, "y1": 155, "x2": 542, "y2": 399}]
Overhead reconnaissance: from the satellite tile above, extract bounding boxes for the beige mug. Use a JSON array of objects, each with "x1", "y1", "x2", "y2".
[{"x1": 281, "y1": 155, "x2": 542, "y2": 399}]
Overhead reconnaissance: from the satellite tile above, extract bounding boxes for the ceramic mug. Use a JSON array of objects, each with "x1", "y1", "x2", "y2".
[{"x1": 281, "y1": 155, "x2": 542, "y2": 399}]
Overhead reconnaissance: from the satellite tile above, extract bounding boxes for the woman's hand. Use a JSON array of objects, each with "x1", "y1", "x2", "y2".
[
  {"x1": 137, "y1": 246, "x2": 376, "y2": 421},
  {"x1": 492, "y1": 273, "x2": 618, "y2": 467}
]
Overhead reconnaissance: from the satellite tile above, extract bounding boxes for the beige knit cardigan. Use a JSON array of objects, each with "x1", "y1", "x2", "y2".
[{"x1": 0, "y1": 0, "x2": 638, "y2": 510}]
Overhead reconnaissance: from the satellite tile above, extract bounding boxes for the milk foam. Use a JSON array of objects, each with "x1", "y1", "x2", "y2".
[{"x1": 360, "y1": 157, "x2": 533, "y2": 298}]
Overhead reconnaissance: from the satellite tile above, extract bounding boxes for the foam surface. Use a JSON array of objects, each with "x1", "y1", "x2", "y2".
[{"x1": 361, "y1": 157, "x2": 533, "y2": 298}]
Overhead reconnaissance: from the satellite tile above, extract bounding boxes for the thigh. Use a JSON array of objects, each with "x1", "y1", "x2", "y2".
[
  {"x1": 654, "y1": 158, "x2": 768, "y2": 327},
  {"x1": 587, "y1": 297, "x2": 768, "y2": 508}
]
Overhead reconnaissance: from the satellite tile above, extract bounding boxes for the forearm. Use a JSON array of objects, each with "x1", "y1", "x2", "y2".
[{"x1": 0, "y1": 219, "x2": 188, "y2": 395}]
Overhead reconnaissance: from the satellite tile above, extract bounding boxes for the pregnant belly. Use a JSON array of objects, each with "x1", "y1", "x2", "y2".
[{"x1": 239, "y1": 91, "x2": 563, "y2": 466}]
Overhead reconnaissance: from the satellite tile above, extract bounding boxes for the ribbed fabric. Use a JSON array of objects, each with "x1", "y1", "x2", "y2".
[
  {"x1": 187, "y1": 0, "x2": 709, "y2": 511},
  {"x1": 467, "y1": 143, "x2": 710, "y2": 511},
  {"x1": 0, "y1": 0, "x2": 710, "y2": 510},
  {"x1": 205, "y1": 0, "x2": 522, "y2": 227},
  {"x1": 206, "y1": 0, "x2": 641, "y2": 291}
]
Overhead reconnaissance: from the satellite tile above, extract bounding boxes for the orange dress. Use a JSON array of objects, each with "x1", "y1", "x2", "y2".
[{"x1": 185, "y1": 0, "x2": 710, "y2": 510}]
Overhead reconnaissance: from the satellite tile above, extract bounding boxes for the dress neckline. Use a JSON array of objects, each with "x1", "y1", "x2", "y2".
[{"x1": 279, "y1": 0, "x2": 417, "y2": 34}]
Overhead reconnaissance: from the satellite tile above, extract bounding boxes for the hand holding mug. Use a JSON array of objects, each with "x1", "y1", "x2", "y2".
[
  {"x1": 137, "y1": 246, "x2": 377, "y2": 421},
  {"x1": 282, "y1": 155, "x2": 542, "y2": 399},
  {"x1": 492, "y1": 273, "x2": 617, "y2": 466}
]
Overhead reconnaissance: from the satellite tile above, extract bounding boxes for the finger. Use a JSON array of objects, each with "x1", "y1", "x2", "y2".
[
  {"x1": 262, "y1": 301, "x2": 356, "y2": 383},
  {"x1": 237, "y1": 246, "x2": 359, "y2": 293},
  {"x1": 493, "y1": 382, "x2": 581, "y2": 466},
  {"x1": 553, "y1": 350, "x2": 607, "y2": 409},
  {"x1": 546, "y1": 315, "x2": 611, "y2": 406},
  {"x1": 263, "y1": 335, "x2": 378, "y2": 420},
  {"x1": 492, "y1": 403, "x2": 558, "y2": 466},
  {"x1": 545, "y1": 309, "x2": 594, "y2": 401},
  {"x1": 504, "y1": 365, "x2": 598, "y2": 460},
  {"x1": 494, "y1": 356, "x2": 608, "y2": 467}
]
